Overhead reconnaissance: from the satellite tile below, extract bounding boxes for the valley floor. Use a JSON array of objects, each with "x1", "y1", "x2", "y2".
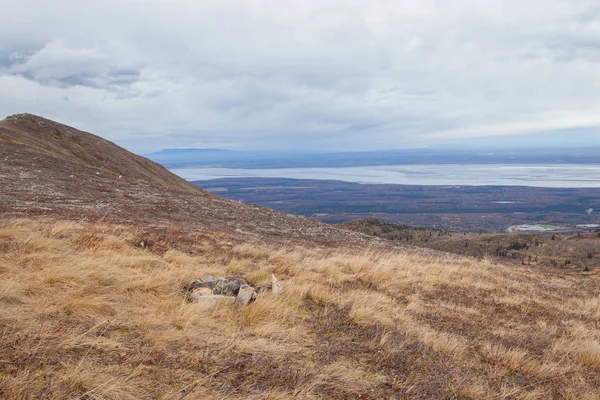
[
  {"x1": 194, "y1": 178, "x2": 600, "y2": 232},
  {"x1": 1, "y1": 218, "x2": 600, "y2": 399}
]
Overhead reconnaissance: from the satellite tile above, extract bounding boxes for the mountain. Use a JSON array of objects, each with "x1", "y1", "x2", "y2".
[
  {"x1": 147, "y1": 148, "x2": 233, "y2": 155},
  {"x1": 145, "y1": 146, "x2": 600, "y2": 169},
  {"x1": 0, "y1": 114, "x2": 368, "y2": 245},
  {"x1": 145, "y1": 148, "x2": 243, "y2": 165},
  {"x1": 144, "y1": 147, "x2": 308, "y2": 168}
]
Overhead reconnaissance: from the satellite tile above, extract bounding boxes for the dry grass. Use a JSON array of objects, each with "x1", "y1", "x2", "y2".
[{"x1": 1, "y1": 218, "x2": 600, "y2": 399}]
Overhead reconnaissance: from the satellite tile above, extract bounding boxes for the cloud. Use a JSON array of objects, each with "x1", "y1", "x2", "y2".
[
  {"x1": 7, "y1": 40, "x2": 142, "y2": 94},
  {"x1": 1, "y1": 0, "x2": 600, "y2": 152}
]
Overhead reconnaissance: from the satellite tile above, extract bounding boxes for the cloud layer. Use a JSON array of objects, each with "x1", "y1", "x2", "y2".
[{"x1": 1, "y1": 0, "x2": 600, "y2": 152}]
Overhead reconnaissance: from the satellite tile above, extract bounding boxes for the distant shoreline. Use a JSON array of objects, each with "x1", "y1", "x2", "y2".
[{"x1": 171, "y1": 163, "x2": 600, "y2": 188}]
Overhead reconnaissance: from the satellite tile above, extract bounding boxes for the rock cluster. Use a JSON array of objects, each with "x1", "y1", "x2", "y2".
[{"x1": 185, "y1": 274, "x2": 282, "y2": 306}]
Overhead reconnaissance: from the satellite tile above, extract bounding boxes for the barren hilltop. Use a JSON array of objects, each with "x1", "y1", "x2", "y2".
[{"x1": 1, "y1": 115, "x2": 600, "y2": 399}]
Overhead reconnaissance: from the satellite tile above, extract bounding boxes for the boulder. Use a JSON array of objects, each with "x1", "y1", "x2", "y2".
[
  {"x1": 212, "y1": 277, "x2": 242, "y2": 296},
  {"x1": 188, "y1": 287, "x2": 213, "y2": 302},
  {"x1": 235, "y1": 285, "x2": 255, "y2": 306}
]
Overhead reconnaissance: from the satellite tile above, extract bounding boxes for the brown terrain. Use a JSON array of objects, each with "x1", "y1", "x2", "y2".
[
  {"x1": 0, "y1": 114, "x2": 371, "y2": 246},
  {"x1": 195, "y1": 178, "x2": 600, "y2": 232},
  {"x1": 2, "y1": 115, "x2": 600, "y2": 399},
  {"x1": 342, "y1": 218, "x2": 600, "y2": 272}
]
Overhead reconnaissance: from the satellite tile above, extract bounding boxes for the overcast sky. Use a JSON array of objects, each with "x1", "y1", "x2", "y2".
[{"x1": 2, "y1": 0, "x2": 600, "y2": 153}]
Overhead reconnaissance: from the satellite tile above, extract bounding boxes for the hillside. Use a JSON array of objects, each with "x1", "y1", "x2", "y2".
[
  {"x1": 1, "y1": 115, "x2": 600, "y2": 399},
  {"x1": 0, "y1": 114, "x2": 369, "y2": 246},
  {"x1": 0, "y1": 114, "x2": 197, "y2": 194},
  {"x1": 2, "y1": 218, "x2": 600, "y2": 399}
]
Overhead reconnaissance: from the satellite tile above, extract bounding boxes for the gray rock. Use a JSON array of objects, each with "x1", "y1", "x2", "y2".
[
  {"x1": 235, "y1": 285, "x2": 255, "y2": 306},
  {"x1": 212, "y1": 277, "x2": 242, "y2": 296},
  {"x1": 195, "y1": 295, "x2": 236, "y2": 305}
]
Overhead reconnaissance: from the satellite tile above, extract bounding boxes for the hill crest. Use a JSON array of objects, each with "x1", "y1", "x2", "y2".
[{"x1": 0, "y1": 113, "x2": 199, "y2": 194}]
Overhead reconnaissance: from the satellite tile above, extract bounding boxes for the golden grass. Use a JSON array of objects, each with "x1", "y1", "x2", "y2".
[{"x1": 1, "y1": 218, "x2": 600, "y2": 399}]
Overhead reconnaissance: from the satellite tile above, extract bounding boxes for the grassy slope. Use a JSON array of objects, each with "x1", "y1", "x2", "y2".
[
  {"x1": 1, "y1": 219, "x2": 600, "y2": 399},
  {"x1": 342, "y1": 218, "x2": 600, "y2": 271}
]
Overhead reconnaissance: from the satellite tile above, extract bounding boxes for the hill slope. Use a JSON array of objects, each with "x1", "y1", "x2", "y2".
[
  {"x1": 2, "y1": 219, "x2": 600, "y2": 399},
  {"x1": 0, "y1": 114, "x2": 197, "y2": 193},
  {"x1": 0, "y1": 114, "x2": 369, "y2": 246}
]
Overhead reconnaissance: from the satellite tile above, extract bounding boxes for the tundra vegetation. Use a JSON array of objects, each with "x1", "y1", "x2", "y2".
[
  {"x1": 2, "y1": 218, "x2": 600, "y2": 399},
  {"x1": 343, "y1": 218, "x2": 600, "y2": 272}
]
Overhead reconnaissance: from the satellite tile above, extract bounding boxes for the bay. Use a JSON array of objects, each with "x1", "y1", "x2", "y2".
[{"x1": 169, "y1": 164, "x2": 600, "y2": 188}]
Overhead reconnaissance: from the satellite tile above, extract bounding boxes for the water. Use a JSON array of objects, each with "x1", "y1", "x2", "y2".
[{"x1": 170, "y1": 164, "x2": 600, "y2": 188}]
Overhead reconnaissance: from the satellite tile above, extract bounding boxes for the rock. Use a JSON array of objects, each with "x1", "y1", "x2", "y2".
[
  {"x1": 212, "y1": 277, "x2": 242, "y2": 296},
  {"x1": 251, "y1": 286, "x2": 262, "y2": 301},
  {"x1": 185, "y1": 280, "x2": 211, "y2": 292},
  {"x1": 200, "y1": 274, "x2": 217, "y2": 283},
  {"x1": 235, "y1": 285, "x2": 255, "y2": 306},
  {"x1": 271, "y1": 274, "x2": 283, "y2": 294},
  {"x1": 194, "y1": 295, "x2": 236, "y2": 305},
  {"x1": 229, "y1": 276, "x2": 249, "y2": 285},
  {"x1": 185, "y1": 275, "x2": 254, "y2": 302},
  {"x1": 188, "y1": 287, "x2": 213, "y2": 302}
]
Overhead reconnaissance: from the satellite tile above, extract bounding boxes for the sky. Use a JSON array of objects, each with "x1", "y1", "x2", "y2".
[{"x1": 1, "y1": 0, "x2": 600, "y2": 153}]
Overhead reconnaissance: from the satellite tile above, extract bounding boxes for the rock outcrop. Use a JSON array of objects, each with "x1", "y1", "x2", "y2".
[{"x1": 185, "y1": 274, "x2": 283, "y2": 306}]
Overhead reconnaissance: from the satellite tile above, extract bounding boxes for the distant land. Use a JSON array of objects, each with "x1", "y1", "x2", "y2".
[
  {"x1": 159, "y1": 146, "x2": 600, "y2": 232},
  {"x1": 193, "y1": 177, "x2": 600, "y2": 232},
  {"x1": 147, "y1": 147, "x2": 600, "y2": 169}
]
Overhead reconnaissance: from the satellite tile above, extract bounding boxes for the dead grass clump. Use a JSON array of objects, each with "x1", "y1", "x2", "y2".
[
  {"x1": 62, "y1": 297, "x2": 118, "y2": 318},
  {"x1": 125, "y1": 272, "x2": 172, "y2": 296},
  {"x1": 74, "y1": 229, "x2": 106, "y2": 251},
  {"x1": 232, "y1": 243, "x2": 271, "y2": 260},
  {"x1": 346, "y1": 290, "x2": 400, "y2": 327},
  {"x1": 307, "y1": 360, "x2": 386, "y2": 397},
  {"x1": 239, "y1": 289, "x2": 303, "y2": 326},
  {"x1": 482, "y1": 343, "x2": 531, "y2": 374},
  {"x1": 163, "y1": 249, "x2": 197, "y2": 265},
  {"x1": 577, "y1": 341, "x2": 600, "y2": 368},
  {"x1": 0, "y1": 279, "x2": 26, "y2": 305},
  {"x1": 303, "y1": 284, "x2": 339, "y2": 306}
]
